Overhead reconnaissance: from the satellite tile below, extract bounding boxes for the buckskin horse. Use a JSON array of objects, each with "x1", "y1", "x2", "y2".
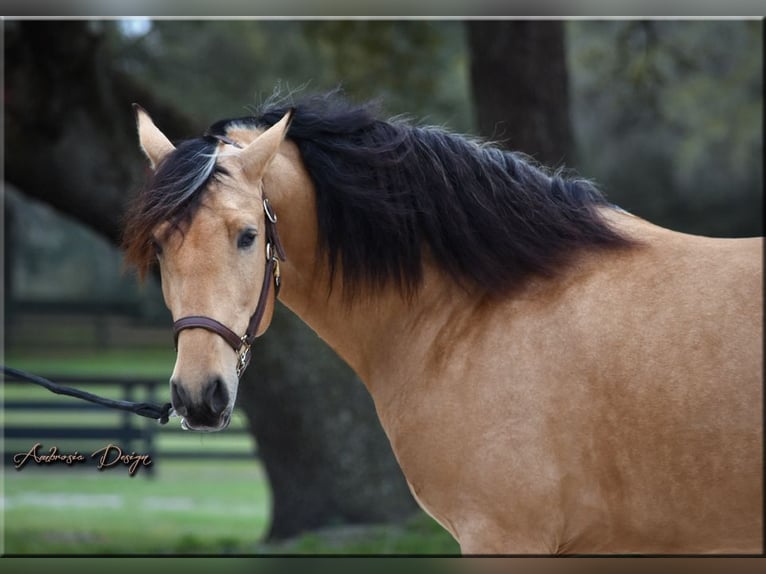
[{"x1": 123, "y1": 93, "x2": 762, "y2": 554}]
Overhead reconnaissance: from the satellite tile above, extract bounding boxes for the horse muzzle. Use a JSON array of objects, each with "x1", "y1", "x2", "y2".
[{"x1": 170, "y1": 377, "x2": 233, "y2": 432}]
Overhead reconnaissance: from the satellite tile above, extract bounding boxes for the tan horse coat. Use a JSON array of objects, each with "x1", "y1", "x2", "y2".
[{"x1": 137, "y1": 114, "x2": 763, "y2": 554}]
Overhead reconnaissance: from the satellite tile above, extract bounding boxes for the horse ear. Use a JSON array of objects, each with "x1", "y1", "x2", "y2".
[
  {"x1": 239, "y1": 109, "x2": 294, "y2": 183},
  {"x1": 133, "y1": 103, "x2": 175, "y2": 169}
]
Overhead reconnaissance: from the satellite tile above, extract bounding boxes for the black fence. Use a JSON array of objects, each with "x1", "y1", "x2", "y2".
[{"x1": 3, "y1": 373, "x2": 257, "y2": 475}]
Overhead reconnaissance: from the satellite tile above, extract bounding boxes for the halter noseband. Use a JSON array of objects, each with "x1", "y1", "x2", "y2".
[{"x1": 172, "y1": 197, "x2": 286, "y2": 378}]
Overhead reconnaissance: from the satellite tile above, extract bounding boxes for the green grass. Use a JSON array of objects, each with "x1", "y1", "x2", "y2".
[
  {"x1": 3, "y1": 461, "x2": 458, "y2": 555},
  {"x1": 258, "y1": 514, "x2": 459, "y2": 554},
  {"x1": 3, "y1": 460, "x2": 271, "y2": 554},
  {"x1": 3, "y1": 348, "x2": 176, "y2": 378}
]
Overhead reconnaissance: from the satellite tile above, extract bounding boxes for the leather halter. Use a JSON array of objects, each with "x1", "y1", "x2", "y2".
[{"x1": 172, "y1": 197, "x2": 287, "y2": 378}]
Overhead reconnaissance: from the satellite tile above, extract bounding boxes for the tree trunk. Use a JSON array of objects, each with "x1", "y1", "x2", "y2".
[
  {"x1": 4, "y1": 20, "x2": 416, "y2": 540},
  {"x1": 467, "y1": 21, "x2": 573, "y2": 166},
  {"x1": 4, "y1": 21, "x2": 195, "y2": 244}
]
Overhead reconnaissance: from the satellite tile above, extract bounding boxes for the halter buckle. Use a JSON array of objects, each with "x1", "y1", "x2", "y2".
[
  {"x1": 236, "y1": 336, "x2": 252, "y2": 378},
  {"x1": 273, "y1": 258, "x2": 281, "y2": 294}
]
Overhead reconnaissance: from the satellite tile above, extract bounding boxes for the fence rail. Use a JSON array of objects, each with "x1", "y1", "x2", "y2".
[{"x1": 3, "y1": 373, "x2": 256, "y2": 474}]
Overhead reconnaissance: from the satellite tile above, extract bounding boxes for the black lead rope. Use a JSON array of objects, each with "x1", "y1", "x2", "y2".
[{"x1": 2, "y1": 366, "x2": 173, "y2": 424}]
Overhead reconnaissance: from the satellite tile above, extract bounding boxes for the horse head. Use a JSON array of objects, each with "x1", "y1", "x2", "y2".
[{"x1": 133, "y1": 106, "x2": 292, "y2": 431}]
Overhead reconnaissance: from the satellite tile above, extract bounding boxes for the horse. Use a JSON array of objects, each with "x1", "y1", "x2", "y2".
[{"x1": 123, "y1": 93, "x2": 762, "y2": 554}]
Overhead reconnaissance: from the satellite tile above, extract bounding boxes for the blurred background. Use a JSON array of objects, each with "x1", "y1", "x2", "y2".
[{"x1": 2, "y1": 19, "x2": 762, "y2": 554}]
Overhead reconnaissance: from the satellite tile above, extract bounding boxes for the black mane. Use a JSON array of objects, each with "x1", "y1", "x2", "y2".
[
  {"x1": 129, "y1": 91, "x2": 632, "y2": 296},
  {"x1": 242, "y1": 93, "x2": 631, "y2": 298}
]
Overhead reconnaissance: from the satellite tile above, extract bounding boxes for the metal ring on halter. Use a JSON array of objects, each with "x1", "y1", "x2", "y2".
[{"x1": 264, "y1": 198, "x2": 278, "y2": 224}]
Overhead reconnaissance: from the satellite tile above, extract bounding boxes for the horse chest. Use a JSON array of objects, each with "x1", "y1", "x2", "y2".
[{"x1": 374, "y1": 358, "x2": 557, "y2": 545}]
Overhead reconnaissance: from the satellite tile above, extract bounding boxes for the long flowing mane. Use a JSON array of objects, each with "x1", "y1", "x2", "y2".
[{"x1": 124, "y1": 92, "x2": 633, "y2": 296}]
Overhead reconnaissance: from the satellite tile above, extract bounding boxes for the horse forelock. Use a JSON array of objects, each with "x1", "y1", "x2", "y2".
[{"x1": 122, "y1": 137, "x2": 226, "y2": 278}]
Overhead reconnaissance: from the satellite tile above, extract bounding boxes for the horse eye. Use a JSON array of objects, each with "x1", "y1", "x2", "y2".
[{"x1": 237, "y1": 229, "x2": 257, "y2": 250}]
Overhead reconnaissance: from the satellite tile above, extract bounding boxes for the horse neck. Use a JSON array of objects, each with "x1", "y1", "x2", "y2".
[
  {"x1": 278, "y1": 254, "x2": 469, "y2": 391},
  {"x1": 265, "y1": 148, "x2": 473, "y2": 391}
]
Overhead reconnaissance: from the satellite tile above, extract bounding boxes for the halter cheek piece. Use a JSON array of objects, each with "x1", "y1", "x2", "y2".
[{"x1": 172, "y1": 197, "x2": 286, "y2": 379}]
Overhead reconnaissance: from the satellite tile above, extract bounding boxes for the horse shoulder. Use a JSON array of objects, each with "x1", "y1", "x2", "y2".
[{"x1": 370, "y1": 222, "x2": 762, "y2": 553}]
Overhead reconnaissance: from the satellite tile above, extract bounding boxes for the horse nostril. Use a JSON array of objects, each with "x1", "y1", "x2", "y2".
[
  {"x1": 205, "y1": 378, "x2": 229, "y2": 416},
  {"x1": 171, "y1": 381, "x2": 189, "y2": 416}
]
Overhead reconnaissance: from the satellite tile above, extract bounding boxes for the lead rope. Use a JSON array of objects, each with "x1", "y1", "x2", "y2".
[{"x1": 2, "y1": 366, "x2": 173, "y2": 424}]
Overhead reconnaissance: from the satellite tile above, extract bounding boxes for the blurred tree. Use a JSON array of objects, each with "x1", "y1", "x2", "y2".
[
  {"x1": 5, "y1": 19, "x2": 416, "y2": 541},
  {"x1": 4, "y1": 21, "x2": 193, "y2": 244},
  {"x1": 112, "y1": 20, "x2": 473, "y2": 132},
  {"x1": 467, "y1": 21, "x2": 573, "y2": 166},
  {"x1": 300, "y1": 20, "x2": 473, "y2": 130},
  {"x1": 568, "y1": 20, "x2": 762, "y2": 237}
]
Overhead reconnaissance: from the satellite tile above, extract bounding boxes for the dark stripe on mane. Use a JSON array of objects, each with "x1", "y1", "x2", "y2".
[{"x1": 247, "y1": 93, "x2": 632, "y2": 298}]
